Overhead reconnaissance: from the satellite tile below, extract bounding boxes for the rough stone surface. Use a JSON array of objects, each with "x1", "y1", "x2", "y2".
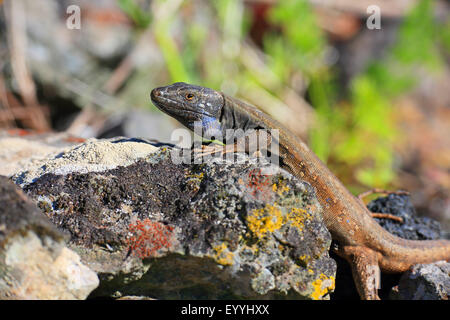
[
  {"x1": 368, "y1": 194, "x2": 444, "y2": 240},
  {"x1": 12, "y1": 137, "x2": 159, "y2": 187},
  {"x1": 17, "y1": 139, "x2": 336, "y2": 300},
  {"x1": 0, "y1": 130, "x2": 83, "y2": 177},
  {"x1": 0, "y1": 176, "x2": 99, "y2": 300},
  {"x1": 390, "y1": 261, "x2": 450, "y2": 300}
]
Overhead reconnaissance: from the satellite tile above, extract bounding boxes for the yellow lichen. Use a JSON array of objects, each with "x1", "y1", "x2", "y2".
[
  {"x1": 286, "y1": 207, "x2": 310, "y2": 231},
  {"x1": 246, "y1": 204, "x2": 283, "y2": 239},
  {"x1": 185, "y1": 172, "x2": 205, "y2": 193},
  {"x1": 186, "y1": 172, "x2": 204, "y2": 180},
  {"x1": 212, "y1": 243, "x2": 234, "y2": 266},
  {"x1": 246, "y1": 204, "x2": 312, "y2": 239},
  {"x1": 311, "y1": 273, "x2": 335, "y2": 300},
  {"x1": 298, "y1": 254, "x2": 311, "y2": 265},
  {"x1": 272, "y1": 182, "x2": 290, "y2": 195}
]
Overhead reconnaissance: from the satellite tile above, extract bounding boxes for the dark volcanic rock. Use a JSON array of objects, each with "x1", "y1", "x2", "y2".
[{"x1": 368, "y1": 194, "x2": 443, "y2": 240}]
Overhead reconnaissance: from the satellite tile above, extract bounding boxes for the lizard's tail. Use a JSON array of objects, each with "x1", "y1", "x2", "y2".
[{"x1": 377, "y1": 234, "x2": 450, "y2": 273}]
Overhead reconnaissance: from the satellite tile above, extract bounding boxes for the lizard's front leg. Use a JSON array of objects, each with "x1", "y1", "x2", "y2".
[
  {"x1": 193, "y1": 129, "x2": 272, "y2": 158},
  {"x1": 338, "y1": 245, "x2": 381, "y2": 300},
  {"x1": 193, "y1": 142, "x2": 236, "y2": 157}
]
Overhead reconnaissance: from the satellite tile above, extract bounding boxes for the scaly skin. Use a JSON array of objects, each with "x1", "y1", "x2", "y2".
[{"x1": 150, "y1": 82, "x2": 450, "y2": 299}]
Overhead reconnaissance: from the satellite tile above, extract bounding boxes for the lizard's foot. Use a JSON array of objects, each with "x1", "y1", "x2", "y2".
[
  {"x1": 193, "y1": 143, "x2": 236, "y2": 159},
  {"x1": 358, "y1": 189, "x2": 408, "y2": 223},
  {"x1": 251, "y1": 150, "x2": 264, "y2": 158},
  {"x1": 357, "y1": 188, "x2": 409, "y2": 202},
  {"x1": 193, "y1": 144, "x2": 222, "y2": 157},
  {"x1": 371, "y1": 212, "x2": 403, "y2": 223},
  {"x1": 338, "y1": 246, "x2": 381, "y2": 300}
]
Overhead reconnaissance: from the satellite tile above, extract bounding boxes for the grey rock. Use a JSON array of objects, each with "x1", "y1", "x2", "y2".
[
  {"x1": 0, "y1": 130, "x2": 85, "y2": 177},
  {"x1": 18, "y1": 138, "x2": 336, "y2": 299},
  {"x1": 0, "y1": 176, "x2": 99, "y2": 300},
  {"x1": 10, "y1": 136, "x2": 159, "y2": 186},
  {"x1": 390, "y1": 261, "x2": 450, "y2": 300}
]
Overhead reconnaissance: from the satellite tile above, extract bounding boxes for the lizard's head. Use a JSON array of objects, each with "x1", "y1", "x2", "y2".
[{"x1": 151, "y1": 82, "x2": 225, "y2": 139}]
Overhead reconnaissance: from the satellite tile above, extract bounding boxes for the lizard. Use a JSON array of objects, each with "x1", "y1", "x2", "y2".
[{"x1": 150, "y1": 82, "x2": 450, "y2": 300}]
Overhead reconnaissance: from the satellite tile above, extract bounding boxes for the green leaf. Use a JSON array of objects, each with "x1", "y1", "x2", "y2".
[{"x1": 117, "y1": 0, "x2": 151, "y2": 28}]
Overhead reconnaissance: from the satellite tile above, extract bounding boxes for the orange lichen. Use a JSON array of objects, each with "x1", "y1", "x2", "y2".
[
  {"x1": 126, "y1": 218, "x2": 174, "y2": 259},
  {"x1": 246, "y1": 168, "x2": 271, "y2": 196}
]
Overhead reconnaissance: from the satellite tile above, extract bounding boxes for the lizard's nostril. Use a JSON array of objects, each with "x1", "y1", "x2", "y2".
[{"x1": 151, "y1": 88, "x2": 162, "y2": 100}]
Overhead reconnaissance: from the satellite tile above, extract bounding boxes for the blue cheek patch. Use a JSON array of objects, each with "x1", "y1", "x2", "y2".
[{"x1": 202, "y1": 116, "x2": 222, "y2": 139}]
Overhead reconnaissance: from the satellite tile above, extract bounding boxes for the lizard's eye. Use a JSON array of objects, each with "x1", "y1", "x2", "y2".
[{"x1": 185, "y1": 93, "x2": 195, "y2": 101}]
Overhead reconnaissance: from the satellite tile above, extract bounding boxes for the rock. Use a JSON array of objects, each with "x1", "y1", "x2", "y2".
[
  {"x1": 0, "y1": 130, "x2": 84, "y2": 177},
  {"x1": 17, "y1": 138, "x2": 336, "y2": 300},
  {"x1": 390, "y1": 261, "x2": 450, "y2": 300},
  {"x1": 116, "y1": 295, "x2": 155, "y2": 300},
  {"x1": 11, "y1": 136, "x2": 159, "y2": 186},
  {"x1": 0, "y1": 176, "x2": 99, "y2": 299},
  {"x1": 368, "y1": 194, "x2": 444, "y2": 240}
]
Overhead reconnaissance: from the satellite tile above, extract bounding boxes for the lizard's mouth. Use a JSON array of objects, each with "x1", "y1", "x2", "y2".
[{"x1": 150, "y1": 89, "x2": 213, "y2": 119}]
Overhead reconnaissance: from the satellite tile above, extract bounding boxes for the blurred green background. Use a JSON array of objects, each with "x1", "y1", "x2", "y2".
[{"x1": 0, "y1": 0, "x2": 449, "y2": 227}]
